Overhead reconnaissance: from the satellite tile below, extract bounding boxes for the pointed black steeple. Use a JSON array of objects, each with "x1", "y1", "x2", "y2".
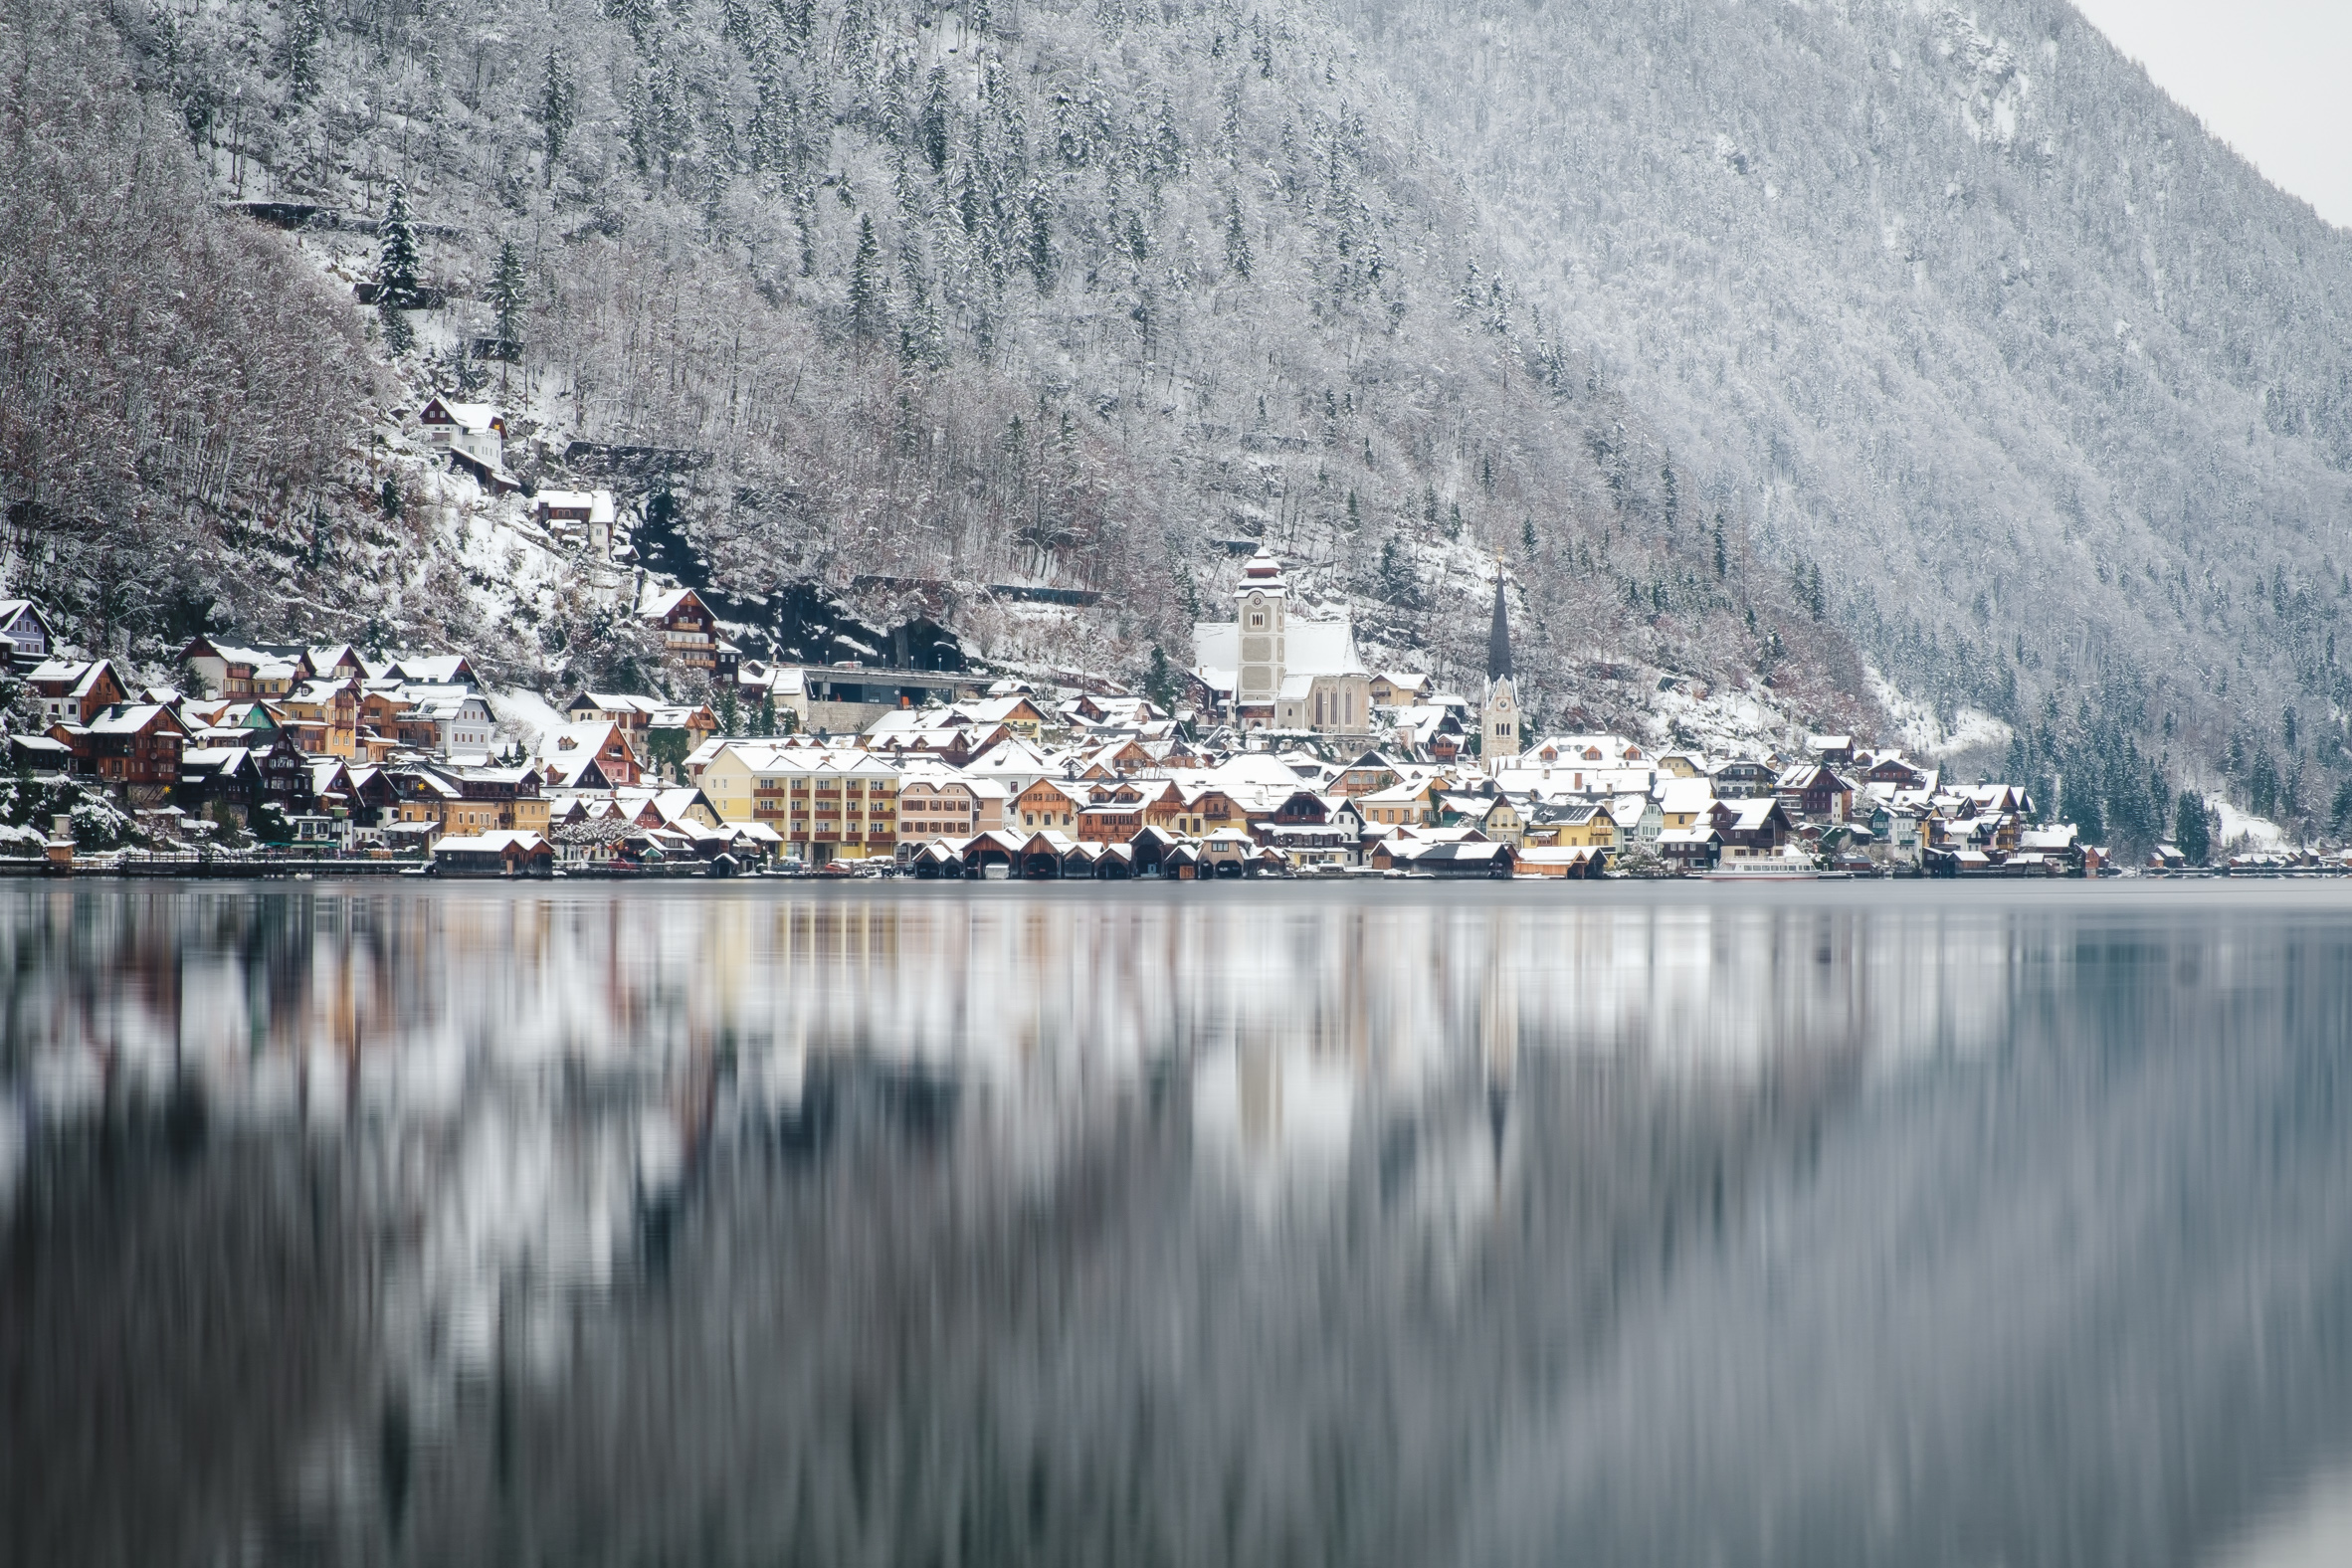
[{"x1": 1487, "y1": 573, "x2": 1513, "y2": 684}]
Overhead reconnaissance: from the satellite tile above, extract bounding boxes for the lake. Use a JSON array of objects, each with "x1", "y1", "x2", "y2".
[{"x1": 3, "y1": 880, "x2": 2350, "y2": 1567}]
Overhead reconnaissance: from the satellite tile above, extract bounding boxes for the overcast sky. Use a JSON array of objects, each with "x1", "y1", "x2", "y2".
[{"x1": 2069, "y1": 0, "x2": 2352, "y2": 228}]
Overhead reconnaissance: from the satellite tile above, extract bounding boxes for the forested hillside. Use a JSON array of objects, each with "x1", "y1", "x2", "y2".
[
  {"x1": 1334, "y1": 0, "x2": 2352, "y2": 835},
  {"x1": 8, "y1": 0, "x2": 1868, "y2": 735}
]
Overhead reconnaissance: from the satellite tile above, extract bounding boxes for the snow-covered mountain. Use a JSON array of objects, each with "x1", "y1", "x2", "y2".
[
  {"x1": 1334, "y1": 0, "x2": 2352, "y2": 818},
  {"x1": 6, "y1": 0, "x2": 2349, "y2": 825}
]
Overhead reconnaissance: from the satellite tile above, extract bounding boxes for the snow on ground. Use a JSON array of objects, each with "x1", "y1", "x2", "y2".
[
  {"x1": 490, "y1": 686, "x2": 573, "y2": 750},
  {"x1": 437, "y1": 477, "x2": 570, "y2": 636},
  {"x1": 1868, "y1": 668, "x2": 2013, "y2": 759},
  {"x1": 2210, "y1": 796, "x2": 2286, "y2": 851},
  {"x1": 1650, "y1": 678, "x2": 1802, "y2": 757}
]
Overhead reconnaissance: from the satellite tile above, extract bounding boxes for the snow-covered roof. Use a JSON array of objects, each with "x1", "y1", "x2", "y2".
[
  {"x1": 29, "y1": 658, "x2": 112, "y2": 696},
  {"x1": 434, "y1": 831, "x2": 548, "y2": 854},
  {"x1": 87, "y1": 703, "x2": 177, "y2": 735},
  {"x1": 536, "y1": 489, "x2": 616, "y2": 523},
  {"x1": 421, "y1": 396, "x2": 502, "y2": 432},
  {"x1": 1659, "y1": 777, "x2": 1716, "y2": 812},
  {"x1": 641, "y1": 586, "x2": 700, "y2": 619}
]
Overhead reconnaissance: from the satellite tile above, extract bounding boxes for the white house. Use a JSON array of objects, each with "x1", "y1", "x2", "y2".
[
  {"x1": 535, "y1": 489, "x2": 618, "y2": 557},
  {"x1": 417, "y1": 394, "x2": 504, "y2": 468}
]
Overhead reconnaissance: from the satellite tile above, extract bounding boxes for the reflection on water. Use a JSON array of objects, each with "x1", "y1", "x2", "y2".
[{"x1": 2, "y1": 882, "x2": 2350, "y2": 1567}]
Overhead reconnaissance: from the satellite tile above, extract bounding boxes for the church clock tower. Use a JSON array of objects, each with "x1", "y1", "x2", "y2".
[
  {"x1": 1235, "y1": 545, "x2": 1288, "y2": 718},
  {"x1": 1481, "y1": 569, "x2": 1520, "y2": 772}
]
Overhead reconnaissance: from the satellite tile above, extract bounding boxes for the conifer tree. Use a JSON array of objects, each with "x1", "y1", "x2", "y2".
[
  {"x1": 2176, "y1": 789, "x2": 2213, "y2": 863},
  {"x1": 919, "y1": 68, "x2": 950, "y2": 172},
  {"x1": 848, "y1": 214, "x2": 888, "y2": 342},
  {"x1": 2060, "y1": 767, "x2": 2104, "y2": 842},
  {"x1": 374, "y1": 182, "x2": 421, "y2": 354},
  {"x1": 489, "y1": 240, "x2": 526, "y2": 389},
  {"x1": 537, "y1": 50, "x2": 578, "y2": 187},
  {"x1": 287, "y1": 0, "x2": 326, "y2": 104},
  {"x1": 1024, "y1": 184, "x2": 1055, "y2": 289},
  {"x1": 1217, "y1": 190, "x2": 1255, "y2": 280},
  {"x1": 2249, "y1": 747, "x2": 2279, "y2": 821}
]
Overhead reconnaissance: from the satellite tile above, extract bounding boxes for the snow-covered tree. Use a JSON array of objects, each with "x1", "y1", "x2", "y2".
[{"x1": 374, "y1": 182, "x2": 420, "y2": 355}]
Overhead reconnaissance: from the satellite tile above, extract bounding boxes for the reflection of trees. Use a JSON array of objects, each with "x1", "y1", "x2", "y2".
[
  {"x1": 6, "y1": 887, "x2": 2352, "y2": 1567},
  {"x1": 1458, "y1": 918, "x2": 2352, "y2": 1568},
  {"x1": 0, "y1": 1099, "x2": 372, "y2": 1568},
  {"x1": 225, "y1": 1033, "x2": 1856, "y2": 1568}
]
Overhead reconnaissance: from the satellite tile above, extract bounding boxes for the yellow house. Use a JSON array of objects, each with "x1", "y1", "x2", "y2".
[
  {"x1": 1523, "y1": 801, "x2": 1618, "y2": 850},
  {"x1": 1356, "y1": 776, "x2": 1443, "y2": 827},
  {"x1": 1659, "y1": 778, "x2": 1719, "y2": 832},
  {"x1": 701, "y1": 743, "x2": 900, "y2": 862},
  {"x1": 278, "y1": 679, "x2": 360, "y2": 758},
  {"x1": 392, "y1": 763, "x2": 549, "y2": 840}
]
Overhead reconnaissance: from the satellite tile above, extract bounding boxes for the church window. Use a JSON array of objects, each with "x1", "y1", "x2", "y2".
[{"x1": 1249, "y1": 612, "x2": 1265, "y2": 628}]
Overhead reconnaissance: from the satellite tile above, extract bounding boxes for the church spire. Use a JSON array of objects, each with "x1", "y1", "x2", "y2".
[{"x1": 1487, "y1": 570, "x2": 1512, "y2": 684}]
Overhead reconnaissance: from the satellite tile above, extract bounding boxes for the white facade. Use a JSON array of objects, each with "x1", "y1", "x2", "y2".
[{"x1": 1192, "y1": 548, "x2": 1371, "y2": 735}]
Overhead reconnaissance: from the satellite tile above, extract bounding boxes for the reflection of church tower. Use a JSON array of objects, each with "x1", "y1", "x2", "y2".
[{"x1": 1481, "y1": 567, "x2": 1520, "y2": 773}]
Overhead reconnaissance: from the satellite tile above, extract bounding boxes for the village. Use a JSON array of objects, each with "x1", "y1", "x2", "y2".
[
  {"x1": 3, "y1": 512, "x2": 2300, "y2": 881},
  {"x1": 0, "y1": 389, "x2": 2306, "y2": 882}
]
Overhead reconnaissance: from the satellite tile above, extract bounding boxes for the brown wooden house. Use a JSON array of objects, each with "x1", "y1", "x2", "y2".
[{"x1": 83, "y1": 703, "x2": 190, "y2": 792}]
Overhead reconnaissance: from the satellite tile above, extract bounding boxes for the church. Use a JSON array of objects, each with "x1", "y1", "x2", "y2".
[
  {"x1": 1481, "y1": 569, "x2": 1520, "y2": 772},
  {"x1": 1191, "y1": 548, "x2": 1373, "y2": 735}
]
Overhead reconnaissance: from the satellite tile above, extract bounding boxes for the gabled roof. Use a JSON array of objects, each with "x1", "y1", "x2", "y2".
[
  {"x1": 0, "y1": 600, "x2": 57, "y2": 640},
  {"x1": 535, "y1": 489, "x2": 617, "y2": 523},
  {"x1": 1658, "y1": 777, "x2": 1716, "y2": 812},
  {"x1": 435, "y1": 831, "x2": 549, "y2": 854},
  {"x1": 641, "y1": 586, "x2": 704, "y2": 619},
  {"x1": 87, "y1": 702, "x2": 185, "y2": 736},
  {"x1": 419, "y1": 395, "x2": 502, "y2": 431},
  {"x1": 29, "y1": 658, "x2": 117, "y2": 697},
  {"x1": 377, "y1": 653, "x2": 475, "y2": 686}
]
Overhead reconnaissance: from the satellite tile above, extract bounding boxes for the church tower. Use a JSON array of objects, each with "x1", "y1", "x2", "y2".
[
  {"x1": 1481, "y1": 568, "x2": 1520, "y2": 771},
  {"x1": 1234, "y1": 545, "x2": 1289, "y2": 719}
]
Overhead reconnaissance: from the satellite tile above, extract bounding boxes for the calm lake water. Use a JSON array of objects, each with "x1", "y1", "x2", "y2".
[{"x1": 4, "y1": 880, "x2": 2351, "y2": 1568}]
